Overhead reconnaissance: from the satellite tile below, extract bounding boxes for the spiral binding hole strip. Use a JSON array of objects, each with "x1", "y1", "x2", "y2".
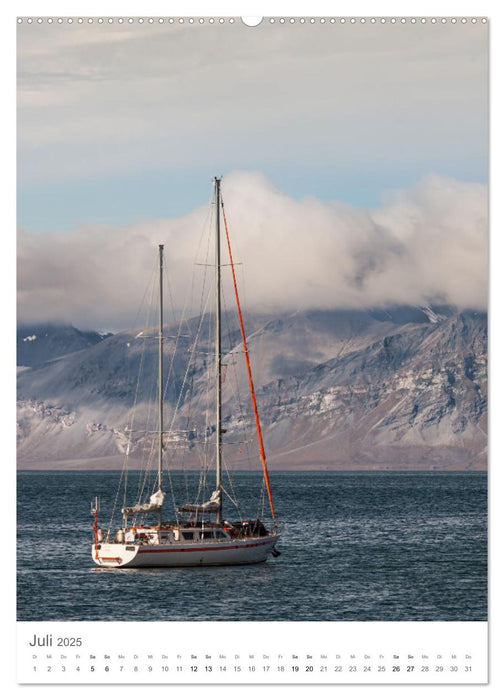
[{"x1": 17, "y1": 17, "x2": 488, "y2": 26}]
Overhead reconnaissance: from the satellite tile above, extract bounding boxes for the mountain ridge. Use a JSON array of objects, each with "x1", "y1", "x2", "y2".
[
  {"x1": 17, "y1": 323, "x2": 112, "y2": 368},
  {"x1": 16, "y1": 307, "x2": 487, "y2": 470}
]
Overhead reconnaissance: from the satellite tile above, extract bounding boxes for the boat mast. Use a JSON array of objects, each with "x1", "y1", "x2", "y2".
[
  {"x1": 158, "y1": 243, "x2": 164, "y2": 527},
  {"x1": 214, "y1": 177, "x2": 223, "y2": 524}
]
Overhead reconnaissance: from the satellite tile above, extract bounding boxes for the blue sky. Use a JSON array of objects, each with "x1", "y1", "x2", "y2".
[
  {"x1": 16, "y1": 16, "x2": 488, "y2": 328},
  {"x1": 17, "y1": 18, "x2": 488, "y2": 233},
  {"x1": 18, "y1": 161, "x2": 487, "y2": 234}
]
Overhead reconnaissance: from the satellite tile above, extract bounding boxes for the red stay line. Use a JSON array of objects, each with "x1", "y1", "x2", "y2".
[{"x1": 221, "y1": 199, "x2": 276, "y2": 523}]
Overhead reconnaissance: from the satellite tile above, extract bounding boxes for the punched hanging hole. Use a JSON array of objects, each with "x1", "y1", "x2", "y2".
[{"x1": 241, "y1": 17, "x2": 263, "y2": 27}]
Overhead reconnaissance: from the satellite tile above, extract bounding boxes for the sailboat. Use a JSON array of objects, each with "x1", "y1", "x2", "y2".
[{"x1": 91, "y1": 178, "x2": 280, "y2": 567}]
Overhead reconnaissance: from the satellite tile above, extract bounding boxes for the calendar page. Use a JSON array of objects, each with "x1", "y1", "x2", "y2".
[{"x1": 14, "y1": 0, "x2": 490, "y2": 691}]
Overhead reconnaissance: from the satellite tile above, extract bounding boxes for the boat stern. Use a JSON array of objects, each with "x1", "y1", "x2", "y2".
[{"x1": 92, "y1": 543, "x2": 139, "y2": 568}]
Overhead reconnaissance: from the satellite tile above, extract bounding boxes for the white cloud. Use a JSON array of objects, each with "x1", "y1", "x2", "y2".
[{"x1": 17, "y1": 172, "x2": 487, "y2": 330}]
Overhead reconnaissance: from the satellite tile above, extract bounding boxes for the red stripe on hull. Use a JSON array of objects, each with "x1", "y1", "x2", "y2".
[{"x1": 137, "y1": 540, "x2": 271, "y2": 554}]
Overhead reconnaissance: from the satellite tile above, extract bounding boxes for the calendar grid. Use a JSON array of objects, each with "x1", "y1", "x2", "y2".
[{"x1": 17, "y1": 621, "x2": 488, "y2": 684}]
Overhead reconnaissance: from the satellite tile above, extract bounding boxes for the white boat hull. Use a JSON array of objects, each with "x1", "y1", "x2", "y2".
[{"x1": 92, "y1": 534, "x2": 279, "y2": 568}]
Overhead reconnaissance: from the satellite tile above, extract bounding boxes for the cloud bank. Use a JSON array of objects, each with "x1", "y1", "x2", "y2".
[{"x1": 17, "y1": 172, "x2": 487, "y2": 331}]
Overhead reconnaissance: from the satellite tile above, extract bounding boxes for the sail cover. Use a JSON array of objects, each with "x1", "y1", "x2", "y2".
[
  {"x1": 122, "y1": 489, "x2": 165, "y2": 516},
  {"x1": 178, "y1": 489, "x2": 221, "y2": 514}
]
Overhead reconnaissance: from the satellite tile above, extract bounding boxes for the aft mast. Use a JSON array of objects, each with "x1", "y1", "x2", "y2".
[
  {"x1": 214, "y1": 178, "x2": 223, "y2": 524},
  {"x1": 157, "y1": 243, "x2": 164, "y2": 528},
  {"x1": 119, "y1": 244, "x2": 167, "y2": 524}
]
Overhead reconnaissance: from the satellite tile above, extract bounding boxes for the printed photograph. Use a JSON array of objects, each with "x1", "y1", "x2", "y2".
[{"x1": 17, "y1": 16, "x2": 487, "y2": 622}]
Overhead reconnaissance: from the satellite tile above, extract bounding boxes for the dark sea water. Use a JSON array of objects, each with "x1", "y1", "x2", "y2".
[{"x1": 17, "y1": 470, "x2": 487, "y2": 622}]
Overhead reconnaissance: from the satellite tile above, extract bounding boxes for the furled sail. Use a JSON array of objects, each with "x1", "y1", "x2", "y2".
[
  {"x1": 122, "y1": 489, "x2": 165, "y2": 516},
  {"x1": 178, "y1": 489, "x2": 221, "y2": 514}
]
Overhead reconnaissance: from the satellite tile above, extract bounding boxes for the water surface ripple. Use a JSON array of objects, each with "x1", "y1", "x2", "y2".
[{"x1": 17, "y1": 470, "x2": 487, "y2": 621}]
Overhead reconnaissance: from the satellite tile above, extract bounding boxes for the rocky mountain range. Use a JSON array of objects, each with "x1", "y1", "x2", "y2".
[
  {"x1": 18, "y1": 324, "x2": 112, "y2": 368},
  {"x1": 16, "y1": 306, "x2": 487, "y2": 470}
]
